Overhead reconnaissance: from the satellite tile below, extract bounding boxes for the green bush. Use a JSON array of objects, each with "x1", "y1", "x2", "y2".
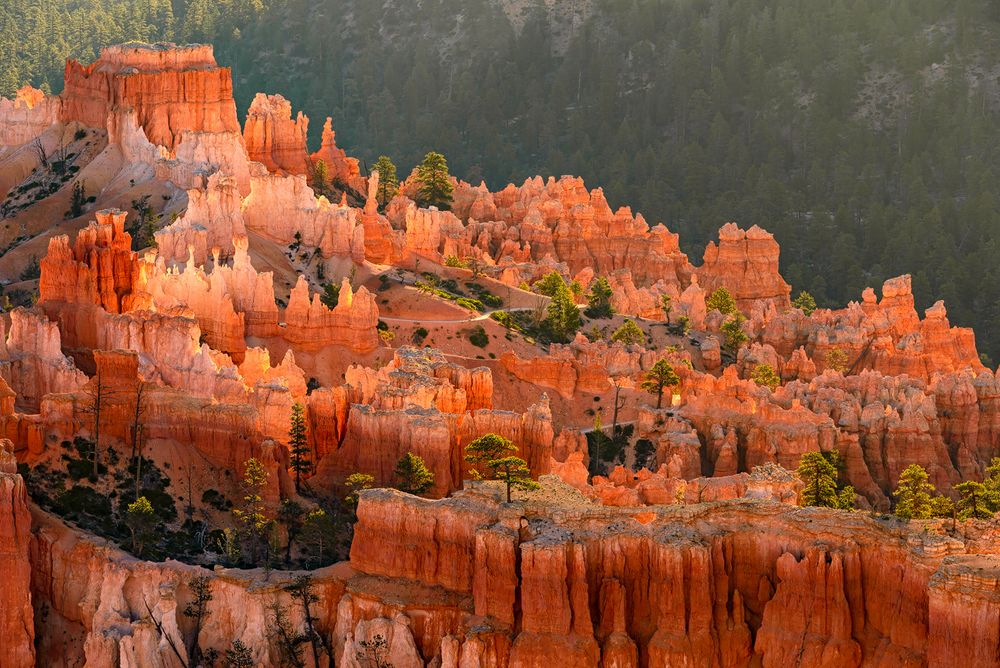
[
  {"x1": 469, "y1": 326, "x2": 489, "y2": 348},
  {"x1": 456, "y1": 297, "x2": 486, "y2": 312}
]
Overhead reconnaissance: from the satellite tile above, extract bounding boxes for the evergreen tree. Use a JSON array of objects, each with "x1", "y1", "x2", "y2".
[
  {"x1": 584, "y1": 277, "x2": 615, "y2": 318},
  {"x1": 660, "y1": 294, "x2": 673, "y2": 322},
  {"x1": 464, "y1": 433, "x2": 517, "y2": 479},
  {"x1": 69, "y1": 180, "x2": 86, "y2": 218},
  {"x1": 534, "y1": 272, "x2": 568, "y2": 297},
  {"x1": 792, "y1": 291, "x2": 818, "y2": 316},
  {"x1": 491, "y1": 455, "x2": 540, "y2": 502},
  {"x1": 320, "y1": 282, "x2": 341, "y2": 309},
  {"x1": 183, "y1": 575, "x2": 213, "y2": 666},
  {"x1": 721, "y1": 315, "x2": 749, "y2": 353},
  {"x1": 797, "y1": 453, "x2": 840, "y2": 508},
  {"x1": 750, "y1": 364, "x2": 781, "y2": 391},
  {"x1": 125, "y1": 496, "x2": 157, "y2": 556},
  {"x1": 311, "y1": 159, "x2": 332, "y2": 198},
  {"x1": 225, "y1": 641, "x2": 255, "y2": 668},
  {"x1": 415, "y1": 151, "x2": 454, "y2": 210},
  {"x1": 826, "y1": 348, "x2": 850, "y2": 373},
  {"x1": 544, "y1": 275, "x2": 581, "y2": 342},
  {"x1": 301, "y1": 508, "x2": 337, "y2": 567},
  {"x1": 893, "y1": 464, "x2": 936, "y2": 520},
  {"x1": 344, "y1": 472, "x2": 374, "y2": 508},
  {"x1": 278, "y1": 499, "x2": 306, "y2": 565},
  {"x1": 372, "y1": 155, "x2": 398, "y2": 206},
  {"x1": 954, "y1": 481, "x2": 998, "y2": 520},
  {"x1": 233, "y1": 457, "x2": 272, "y2": 566},
  {"x1": 611, "y1": 318, "x2": 645, "y2": 346},
  {"x1": 393, "y1": 452, "x2": 435, "y2": 495},
  {"x1": 640, "y1": 359, "x2": 680, "y2": 408},
  {"x1": 288, "y1": 402, "x2": 310, "y2": 493},
  {"x1": 706, "y1": 287, "x2": 738, "y2": 316}
]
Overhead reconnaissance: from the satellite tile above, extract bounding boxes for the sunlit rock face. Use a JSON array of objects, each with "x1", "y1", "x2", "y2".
[{"x1": 60, "y1": 43, "x2": 240, "y2": 152}]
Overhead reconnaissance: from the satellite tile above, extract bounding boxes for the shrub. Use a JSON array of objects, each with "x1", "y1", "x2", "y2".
[
  {"x1": 202, "y1": 489, "x2": 233, "y2": 512},
  {"x1": 469, "y1": 326, "x2": 489, "y2": 348},
  {"x1": 456, "y1": 297, "x2": 486, "y2": 312},
  {"x1": 412, "y1": 327, "x2": 429, "y2": 344}
]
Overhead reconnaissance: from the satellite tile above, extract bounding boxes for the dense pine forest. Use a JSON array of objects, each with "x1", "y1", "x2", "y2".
[{"x1": 3, "y1": 0, "x2": 1000, "y2": 361}]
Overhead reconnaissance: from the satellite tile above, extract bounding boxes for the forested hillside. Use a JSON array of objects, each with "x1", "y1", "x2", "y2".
[{"x1": 3, "y1": 0, "x2": 1000, "y2": 361}]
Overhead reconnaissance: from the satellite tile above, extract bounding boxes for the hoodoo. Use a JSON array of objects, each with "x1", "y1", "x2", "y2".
[{"x1": 0, "y1": 36, "x2": 997, "y2": 668}]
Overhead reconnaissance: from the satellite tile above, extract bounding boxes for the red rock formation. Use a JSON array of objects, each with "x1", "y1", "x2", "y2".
[
  {"x1": 348, "y1": 489, "x2": 993, "y2": 667},
  {"x1": 0, "y1": 439, "x2": 33, "y2": 668},
  {"x1": 242, "y1": 93, "x2": 310, "y2": 175},
  {"x1": 154, "y1": 172, "x2": 247, "y2": 264},
  {"x1": 755, "y1": 275, "x2": 984, "y2": 381},
  {"x1": 0, "y1": 85, "x2": 61, "y2": 148},
  {"x1": 1, "y1": 308, "x2": 88, "y2": 412},
  {"x1": 500, "y1": 333, "x2": 666, "y2": 399},
  {"x1": 283, "y1": 276, "x2": 379, "y2": 353},
  {"x1": 39, "y1": 209, "x2": 142, "y2": 313},
  {"x1": 60, "y1": 43, "x2": 240, "y2": 152},
  {"x1": 927, "y1": 555, "x2": 1000, "y2": 667},
  {"x1": 242, "y1": 171, "x2": 366, "y2": 262},
  {"x1": 310, "y1": 116, "x2": 364, "y2": 193},
  {"x1": 697, "y1": 223, "x2": 791, "y2": 311}
]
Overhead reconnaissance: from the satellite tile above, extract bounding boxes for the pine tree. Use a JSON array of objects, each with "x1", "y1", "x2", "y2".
[
  {"x1": 225, "y1": 640, "x2": 254, "y2": 668},
  {"x1": 311, "y1": 159, "x2": 331, "y2": 198},
  {"x1": 893, "y1": 464, "x2": 936, "y2": 520},
  {"x1": 611, "y1": 318, "x2": 645, "y2": 346},
  {"x1": 544, "y1": 275, "x2": 581, "y2": 343},
  {"x1": 69, "y1": 180, "x2": 86, "y2": 218},
  {"x1": 183, "y1": 575, "x2": 213, "y2": 666},
  {"x1": 660, "y1": 294, "x2": 673, "y2": 322},
  {"x1": 394, "y1": 452, "x2": 435, "y2": 495},
  {"x1": 792, "y1": 291, "x2": 817, "y2": 315},
  {"x1": 233, "y1": 458, "x2": 272, "y2": 566},
  {"x1": 954, "y1": 481, "x2": 997, "y2": 520},
  {"x1": 125, "y1": 496, "x2": 157, "y2": 556},
  {"x1": 464, "y1": 433, "x2": 517, "y2": 479},
  {"x1": 826, "y1": 348, "x2": 849, "y2": 373},
  {"x1": 797, "y1": 452, "x2": 840, "y2": 507},
  {"x1": 372, "y1": 155, "x2": 398, "y2": 206},
  {"x1": 721, "y1": 314, "x2": 749, "y2": 353},
  {"x1": 491, "y1": 455, "x2": 540, "y2": 502},
  {"x1": 750, "y1": 364, "x2": 781, "y2": 391},
  {"x1": 288, "y1": 402, "x2": 310, "y2": 493},
  {"x1": 415, "y1": 151, "x2": 454, "y2": 210},
  {"x1": 706, "y1": 287, "x2": 738, "y2": 315},
  {"x1": 344, "y1": 472, "x2": 375, "y2": 508},
  {"x1": 584, "y1": 277, "x2": 615, "y2": 318},
  {"x1": 640, "y1": 359, "x2": 680, "y2": 408}
]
